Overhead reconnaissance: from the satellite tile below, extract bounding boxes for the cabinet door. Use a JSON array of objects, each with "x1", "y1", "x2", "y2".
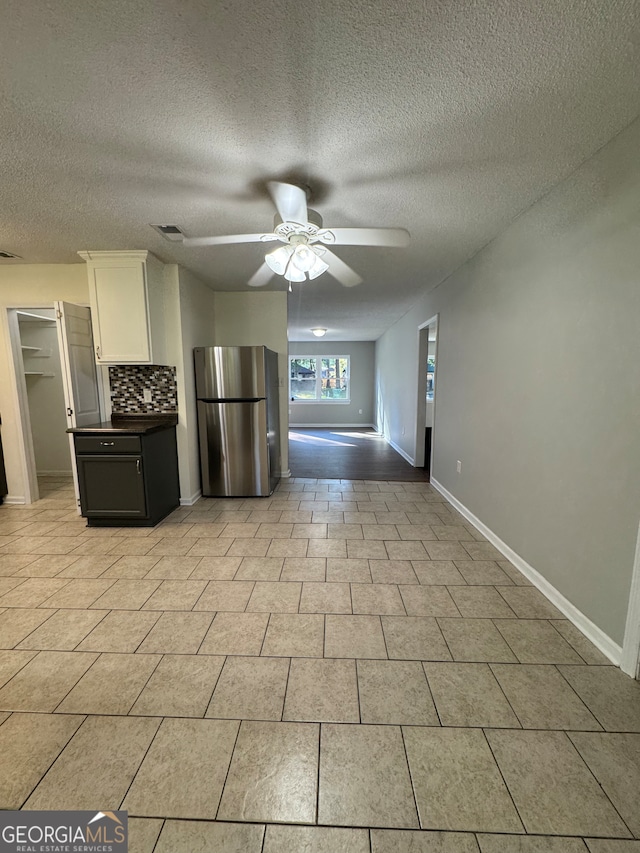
[
  {"x1": 89, "y1": 262, "x2": 151, "y2": 363},
  {"x1": 77, "y1": 455, "x2": 147, "y2": 517}
]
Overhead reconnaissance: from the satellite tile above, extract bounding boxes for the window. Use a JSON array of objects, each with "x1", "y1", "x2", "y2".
[{"x1": 289, "y1": 356, "x2": 350, "y2": 402}]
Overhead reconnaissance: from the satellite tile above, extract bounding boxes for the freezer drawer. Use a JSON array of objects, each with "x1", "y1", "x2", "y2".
[{"x1": 197, "y1": 399, "x2": 270, "y2": 496}]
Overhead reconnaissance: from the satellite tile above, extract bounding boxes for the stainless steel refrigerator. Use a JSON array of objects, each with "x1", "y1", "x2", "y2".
[{"x1": 194, "y1": 346, "x2": 281, "y2": 497}]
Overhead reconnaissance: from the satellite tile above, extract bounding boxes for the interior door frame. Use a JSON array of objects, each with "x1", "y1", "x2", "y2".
[
  {"x1": 621, "y1": 518, "x2": 640, "y2": 679},
  {"x1": 4, "y1": 302, "x2": 106, "y2": 506},
  {"x1": 414, "y1": 314, "x2": 439, "y2": 471},
  {"x1": 5, "y1": 308, "x2": 40, "y2": 503}
]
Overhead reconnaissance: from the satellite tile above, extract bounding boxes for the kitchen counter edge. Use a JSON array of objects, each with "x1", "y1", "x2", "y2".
[{"x1": 67, "y1": 414, "x2": 178, "y2": 435}]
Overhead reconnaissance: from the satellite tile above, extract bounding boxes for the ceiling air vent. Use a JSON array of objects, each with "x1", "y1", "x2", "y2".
[
  {"x1": 150, "y1": 224, "x2": 185, "y2": 242},
  {"x1": 0, "y1": 250, "x2": 22, "y2": 259}
]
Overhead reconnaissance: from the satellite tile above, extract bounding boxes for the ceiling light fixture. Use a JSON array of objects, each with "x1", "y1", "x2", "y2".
[
  {"x1": 265, "y1": 234, "x2": 329, "y2": 284},
  {"x1": 311, "y1": 328, "x2": 327, "y2": 337}
]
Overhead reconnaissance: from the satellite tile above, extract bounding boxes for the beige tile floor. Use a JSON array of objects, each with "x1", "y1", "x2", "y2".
[{"x1": 0, "y1": 475, "x2": 639, "y2": 853}]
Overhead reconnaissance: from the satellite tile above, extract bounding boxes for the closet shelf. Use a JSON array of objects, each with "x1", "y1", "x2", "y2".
[
  {"x1": 16, "y1": 310, "x2": 56, "y2": 323},
  {"x1": 24, "y1": 371, "x2": 55, "y2": 378},
  {"x1": 22, "y1": 347, "x2": 52, "y2": 358}
]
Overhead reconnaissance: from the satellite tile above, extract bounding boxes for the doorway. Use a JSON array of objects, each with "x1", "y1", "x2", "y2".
[
  {"x1": 414, "y1": 316, "x2": 438, "y2": 473},
  {"x1": 7, "y1": 303, "x2": 103, "y2": 505}
]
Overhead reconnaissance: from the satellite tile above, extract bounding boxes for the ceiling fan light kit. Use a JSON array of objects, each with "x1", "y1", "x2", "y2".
[
  {"x1": 180, "y1": 181, "x2": 410, "y2": 289},
  {"x1": 264, "y1": 244, "x2": 293, "y2": 276},
  {"x1": 264, "y1": 237, "x2": 330, "y2": 282}
]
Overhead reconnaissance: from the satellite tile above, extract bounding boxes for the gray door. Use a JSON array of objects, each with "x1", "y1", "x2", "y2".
[
  {"x1": 56, "y1": 301, "x2": 101, "y2": 427},
  {"x1": 56, "y1": 301, "x2": 102, "y2": 512},
  {"x1": 198, "y1": 400, "x2": 270, "y2": 496}
]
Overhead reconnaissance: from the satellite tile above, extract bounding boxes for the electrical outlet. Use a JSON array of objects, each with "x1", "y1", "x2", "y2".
[
  {"x1": 143, "y1": 388, "x2": 152, "y2": 404},
  {"x1": 456, "y1": 460, "x2": 462, "y2": 473}
]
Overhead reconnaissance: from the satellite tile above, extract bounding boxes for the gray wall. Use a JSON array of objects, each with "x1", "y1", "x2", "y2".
[
  {"x1": 176, "y1": 266, "x2": 218, "y2": 501},
  {"x1": 375, "y1": 116, "x2": 640, "y2": 647},
  {"x1": 289, "y1": 341, "x2": 375, "y2": 426},
  {"x1": 161, "y1": 264, "x2": 218, "y2": 504}
]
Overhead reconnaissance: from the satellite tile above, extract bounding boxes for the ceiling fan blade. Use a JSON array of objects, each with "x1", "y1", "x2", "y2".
[
  {"x1": 248, "y1": 261, "x2": 274, "y2": 288},
  {"x1": 322, "y1": 227, "x2": 410, "y2": 247},
  {"x1": 268, "y1": 182, "x2": 308, "y2": 225},
  {"x1": 323, "y1": 249, "x2": 363, "y2": 288},
  {"x1": 181, "y1": 233, "x2": 277, "y2": 247}
]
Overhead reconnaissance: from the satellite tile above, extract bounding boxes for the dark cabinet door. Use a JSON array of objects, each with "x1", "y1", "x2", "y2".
[{"x1": 77, "y1": 454, "x2": 147, "y2": 517}]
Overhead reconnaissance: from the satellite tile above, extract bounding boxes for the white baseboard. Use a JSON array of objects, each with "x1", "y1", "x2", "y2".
[
  {"x1": 180, "y1": 489, "x2": 202, "y2": 506},
  {"x1": 388, "y1": 438, "x2": 415, "y2": 466},
  {"x1": 278, "y1": 469, "x2": 292, "y2": 479},
  {"x1": 3, "y1": 495, "x2": 26, "y2": 505},
  {"x1": 431, "y1": 477, "x2": 623, "y2": 667},
  {"x1": 289, "y1": 423, "x2": 377, "y2": 429}
]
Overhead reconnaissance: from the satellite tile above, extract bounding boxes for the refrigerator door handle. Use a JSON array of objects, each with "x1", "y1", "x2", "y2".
[{"x1": 199, "y1": 397, "x2": 264, "y2": 404}]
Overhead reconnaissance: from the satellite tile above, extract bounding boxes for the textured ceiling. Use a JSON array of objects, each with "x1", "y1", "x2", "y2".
[{"x1": 2, "y1": 0, "x2": 639, "y2": 341}]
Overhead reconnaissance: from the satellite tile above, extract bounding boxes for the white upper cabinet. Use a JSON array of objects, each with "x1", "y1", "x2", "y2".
[{"x1": 78, "y1": 250, "x2": 166, "y2": 365}]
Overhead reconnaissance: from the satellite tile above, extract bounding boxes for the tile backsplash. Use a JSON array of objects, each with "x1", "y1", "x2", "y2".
[{"x1": 109, "y1": 365, "x2": 178, "y2": 413}]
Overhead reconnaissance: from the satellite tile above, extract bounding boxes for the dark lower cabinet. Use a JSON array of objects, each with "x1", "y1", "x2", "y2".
[
  {"x1": 77, "y1": 455, "x2": 147, "y2": 518},
  {"x1": 74, "y1": 428, "x2": 179, "y2": 527}
]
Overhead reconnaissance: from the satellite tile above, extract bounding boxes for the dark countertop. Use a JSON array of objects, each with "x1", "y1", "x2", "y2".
[{"x1": 67, "y1": 413, "x2": 178, "y2": 435}]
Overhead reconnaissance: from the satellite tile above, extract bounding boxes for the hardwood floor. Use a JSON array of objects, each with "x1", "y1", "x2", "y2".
[{"x1": 288, "y1": 428, "x2": 430, "y2": 481}]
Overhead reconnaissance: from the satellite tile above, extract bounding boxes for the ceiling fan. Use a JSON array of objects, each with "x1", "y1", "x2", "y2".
[{"x1": 180, "y1": 181, "x2": 410, "y2": 289}]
